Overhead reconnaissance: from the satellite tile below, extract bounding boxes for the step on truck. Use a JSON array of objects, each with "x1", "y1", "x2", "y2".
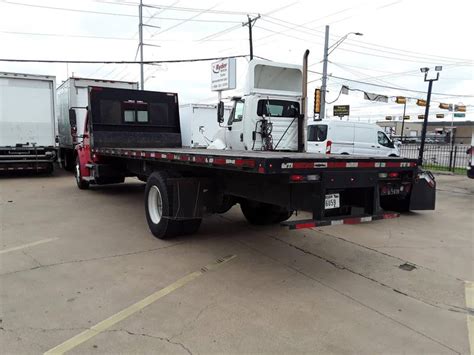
[
  {"x1": 0, "y1": 72, "x2": 57, "y2": 173},
  {"x1": 56, "y1": 77, "x2": 138, "y2": 171},
  {"x1": 75, "y1": 85, "x2": 436, "y2": 239}
]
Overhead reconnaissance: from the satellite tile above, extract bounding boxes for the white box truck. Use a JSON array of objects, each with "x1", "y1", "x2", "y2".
[
  {"x1": 0, "y1": 72, "x2": 57, "y2": 173},
  {"x1": 179, "y1": 103, "x2": 231, "y2": 148},
  {"x1": 57, "y1": 77, "x2": 138, "y2": 170}
]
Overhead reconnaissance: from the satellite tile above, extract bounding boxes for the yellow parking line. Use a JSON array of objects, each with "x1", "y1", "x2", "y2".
[
  {"x1": 0, "y1": 237, "x2": 58, "y2": 255},
  {"x1": 466, "y1": 282, "x2": 474, "y2": 355},
  {"x1": 44, "y1": 254, "x2": 237, "y2": 355}
]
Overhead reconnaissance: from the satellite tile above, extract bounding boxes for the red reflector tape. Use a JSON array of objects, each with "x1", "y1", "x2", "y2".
[
  {"x1": 295, "y1": 222, "x2": 316, "y2": 229},
  {"x1": 213, "y1": 158, "x2": 226, "y2": 165}
]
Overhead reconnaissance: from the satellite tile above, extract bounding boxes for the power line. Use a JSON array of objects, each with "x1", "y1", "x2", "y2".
[
  {"x1": 308, "y1": 70, "x2": 474, "y2": 98},
  {"x1": 0, "y1": 54, "x2": 248, "y2": 64},
  {"x1": 0, "y1": 0, "x2": 241, "y2": 22},
  {"x1": 263, "y1": 15, "x2": 472, "y2": 64}
]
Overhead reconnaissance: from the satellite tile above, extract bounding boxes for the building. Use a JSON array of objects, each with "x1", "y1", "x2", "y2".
[{"x1": 377, "y1": 119, "x2": 473, "y2": 144}]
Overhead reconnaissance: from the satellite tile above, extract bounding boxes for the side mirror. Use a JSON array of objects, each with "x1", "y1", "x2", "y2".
[
  {"x1": 257, "y1": 100, "x2": 265, "y2": 117},
  {"x1": 69, "y1": 109, "x2": 77, "y2": 128},
  {"x1": 217, "y1": 101, "x2": 225, "y2": 124}
]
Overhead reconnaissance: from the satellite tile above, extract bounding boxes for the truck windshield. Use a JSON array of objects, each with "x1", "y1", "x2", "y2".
[
  {"x1": 258, "y1": 100, "x2": 300, "y2": 117},
  {"x1": 308, "y1": 125, "x2": 328, "y2": 142}
]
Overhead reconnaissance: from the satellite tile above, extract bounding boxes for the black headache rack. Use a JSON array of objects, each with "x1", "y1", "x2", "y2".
[
  {"x1": 0, "y1": 144, "x2": 56, "y2": 172},
  {"x1": 88, "y1": 86, "x2": 182, "y2": 149}
]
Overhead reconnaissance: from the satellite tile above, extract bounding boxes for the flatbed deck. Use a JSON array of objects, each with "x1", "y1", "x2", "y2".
[{"x1": 93, "y1": 146, "x2": 417, "y2": 174}]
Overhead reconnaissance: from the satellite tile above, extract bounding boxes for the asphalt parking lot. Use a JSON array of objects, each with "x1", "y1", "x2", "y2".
[{"x1": 1, "y1": 170, "x2": 473, "y2": 354}]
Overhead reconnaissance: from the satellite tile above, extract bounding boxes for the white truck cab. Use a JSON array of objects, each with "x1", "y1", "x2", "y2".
[
  {"x1": 211, "y1": 60, "x2": 303, "y2": 151},
  {"x1": 307, "y1": 120, "x2": 400, "y2": 157}
]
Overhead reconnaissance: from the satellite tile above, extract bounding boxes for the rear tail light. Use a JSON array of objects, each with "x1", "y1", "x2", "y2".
[
  {"x1": 326, "y1": 140, "x2": 332, "y2": 154},
  {"x1": 290, "y1": 174, "x2": 320, "y2": 182},
  {"x1": 379, "y1": 172, "x2": 401, "y2": 179}
]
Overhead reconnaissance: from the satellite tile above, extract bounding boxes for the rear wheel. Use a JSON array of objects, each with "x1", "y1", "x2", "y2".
[
  {"x1": 240, "y1": 200, "x2": 292, "y2": 225},
  {"x1": 75, "y1": 157, "x2": 89, "y2": 190},
  {"x1": 145, "y1": 172, "x2": 201, "y2": 239}
]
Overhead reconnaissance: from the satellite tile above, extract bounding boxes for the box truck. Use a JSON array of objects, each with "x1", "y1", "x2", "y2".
[
  {"x1": 56, "y1": 77, "x2": 138, "y2": 170},
  {"x1": 0, "y1": 72, "x2": 57, "y2": 173},
  {"x1": 179, "y1": 103, "x2": 231, "y2": 148}
]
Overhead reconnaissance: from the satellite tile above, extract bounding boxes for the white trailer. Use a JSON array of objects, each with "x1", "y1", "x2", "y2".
[
  {"x1": 0, "y1": 72, "x2": 57, "y2": 173},
  {"x1": 56, "y1": 77, "x2": 138, "y2": 169},
  {"x1": 179, "y1": 103, "x2": 231, "y2": 148}
]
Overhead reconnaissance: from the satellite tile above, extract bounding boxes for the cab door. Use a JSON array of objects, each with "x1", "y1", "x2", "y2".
[{"x1": 225, "y1": 99, "x2": 245, "y2": 150}]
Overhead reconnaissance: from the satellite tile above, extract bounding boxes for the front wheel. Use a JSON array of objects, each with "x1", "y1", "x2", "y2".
[{"x1": 75, "y1": 157, "x2": 89, "y2": 190}]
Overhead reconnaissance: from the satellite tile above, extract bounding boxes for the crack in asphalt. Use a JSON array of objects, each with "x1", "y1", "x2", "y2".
[
  {"x1": 107, "y1": 329, "x2": 192, "y2": 355},
  {"x1": 314, "y1": 229, "x2": 466, "y2": 283},
  {"x1": 235, "y1": 238, "x2": 461, "y2": 355},
  {"x1": 0, "y1": 242, "x2": 184, "y2": 277},
  {"x1": 261, "y1": 232, "x2": 467, "y2": 315}
]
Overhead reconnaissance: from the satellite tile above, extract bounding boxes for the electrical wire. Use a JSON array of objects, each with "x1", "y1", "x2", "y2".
[
  {"x1": 308, "y1": 70, "x2": 474, "y2": 98},
  {"x1": 0, "y1": 54, "x2": 248, "y2": 64}
]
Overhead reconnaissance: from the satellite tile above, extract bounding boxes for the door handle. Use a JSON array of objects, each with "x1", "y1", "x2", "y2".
[
  {"x1": 371, "y1": 145, "x2": 375, "y2": 148},
  {"x1": 240, "y1": 133, "x2": 244, "y2": 142}
]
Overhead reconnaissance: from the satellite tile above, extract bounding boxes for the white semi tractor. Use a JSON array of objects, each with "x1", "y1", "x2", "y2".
[
  {"x1": 0, "y1": 72, "x2": 57, "y2": 173},
  {"x1": 56, "y1": 77, "x2": 138, "y2": 170}
]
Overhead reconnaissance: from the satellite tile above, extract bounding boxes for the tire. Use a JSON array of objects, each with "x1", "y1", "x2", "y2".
[
  {"x1": 75, "y1": 157, "x2": 89, "y2": 190},
  {"x1": 144, "y1": 172, "x2": 182, "y2": 239},
  {"x1": 240, "y1": 200, "x2": 293, "y2": 225}
]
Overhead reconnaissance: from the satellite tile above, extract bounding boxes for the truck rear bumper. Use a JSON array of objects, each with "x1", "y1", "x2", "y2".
[{"x1": 281, "y1": 212, "x2": 399, "y2": 230}]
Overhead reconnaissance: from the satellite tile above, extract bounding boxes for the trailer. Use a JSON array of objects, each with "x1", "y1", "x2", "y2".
[
  {"x1": 74, "y1": 86, "x2": 436, "y2": 239},
  {"x1": 179, "y1": 103, "x2": 231, "y2": 148},
  {"x1": 0, "y1": 72, "x2": 57, "y2": 173},
  {"x1": 56, "y1": 77, "x2": 138, "y2": 170}
]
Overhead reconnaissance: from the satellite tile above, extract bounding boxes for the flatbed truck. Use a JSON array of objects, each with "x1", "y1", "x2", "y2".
[{"x1": 75, "y1": 85, "x2": 436, "y2": 239}]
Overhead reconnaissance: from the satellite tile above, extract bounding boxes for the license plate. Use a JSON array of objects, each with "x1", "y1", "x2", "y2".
[{"x1": 325, "y1": 193, "x2": 340, "y2": 209}]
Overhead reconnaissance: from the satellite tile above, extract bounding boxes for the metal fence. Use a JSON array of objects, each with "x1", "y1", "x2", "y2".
[{"x1": 399, "y1": 143, "x2": 470, "y2": 173}]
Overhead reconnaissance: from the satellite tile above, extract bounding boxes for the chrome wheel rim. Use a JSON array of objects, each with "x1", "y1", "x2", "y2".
[{"x1": 148, "y1": 185, "x2": 163, "y2": 224}]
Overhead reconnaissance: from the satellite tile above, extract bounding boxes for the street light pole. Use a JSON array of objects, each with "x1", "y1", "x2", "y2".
[
  {"x1": 418, "y1": 67, "x2": 441, "y2": 166},
  {"x1": 320, "y1": 26, "x2": 362, "y2": 120}
]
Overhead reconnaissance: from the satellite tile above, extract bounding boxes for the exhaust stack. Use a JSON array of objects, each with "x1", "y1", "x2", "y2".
[{"x1": 298, "y1": 49, "x2": 310, "y2": 152}]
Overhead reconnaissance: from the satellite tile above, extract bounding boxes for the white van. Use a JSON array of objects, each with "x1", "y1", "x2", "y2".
[{"x1": 307, "y1": 120, "x2": 400, "y2": 157}]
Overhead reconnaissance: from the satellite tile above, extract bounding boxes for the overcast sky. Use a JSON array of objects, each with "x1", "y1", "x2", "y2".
[{"x1": 0, "y1": 0, "x2": 473, "y2": 122}]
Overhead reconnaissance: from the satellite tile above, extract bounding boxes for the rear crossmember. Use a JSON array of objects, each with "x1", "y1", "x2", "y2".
[{"x1": 282, "y1": 212, "x2": 400, "y2": 230}]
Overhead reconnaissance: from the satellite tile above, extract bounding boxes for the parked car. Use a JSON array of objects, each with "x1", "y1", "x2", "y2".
[
  {"x1": 307, "y1": 120, "x2": 400, "y2": 157},
  {"x1": 467, "y1": 133, "x2": 473, "y2": 179}
]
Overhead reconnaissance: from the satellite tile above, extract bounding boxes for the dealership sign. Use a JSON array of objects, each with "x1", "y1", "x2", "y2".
[{"x1": 211, "y1": 58, "x2": 236, "y2": 91}]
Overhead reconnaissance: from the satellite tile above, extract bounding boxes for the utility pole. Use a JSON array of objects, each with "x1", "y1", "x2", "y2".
[
  {"x1": 418, "y1": 66, "x2": 441, "y2": 166},
  {"x1": 138, "y1": 0, "x2": 144, "y2": 90},
  {"x1": 320, "y1": 25, "x2": 330, "y2": 120},
  {"x1": 242, "y1": 14, "x2": 260, "y2": 60}
]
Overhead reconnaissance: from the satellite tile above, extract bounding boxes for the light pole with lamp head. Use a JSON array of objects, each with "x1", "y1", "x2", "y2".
[
  {"x1": 320, "y1": 26, "x2": 363, "y2": 120},
  {"x1": 418, "y1": 66, "x2": 442, "y2": 166}
]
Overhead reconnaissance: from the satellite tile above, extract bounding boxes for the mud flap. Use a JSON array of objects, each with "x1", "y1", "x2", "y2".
[
  {"x1": 409, "y1": 170, "x2": 436, "y2": 210},
  {"x1": 167, "y1": 177, "x2": 205, "y2": 219}
]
